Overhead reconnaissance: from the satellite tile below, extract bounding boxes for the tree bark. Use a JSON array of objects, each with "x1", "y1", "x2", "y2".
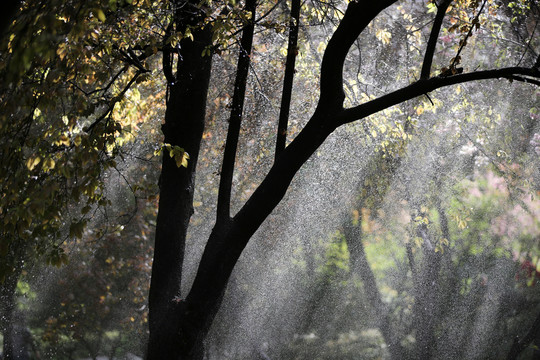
[{"x1": 145, "y1": 1, "x2": 213, "y2": 358}]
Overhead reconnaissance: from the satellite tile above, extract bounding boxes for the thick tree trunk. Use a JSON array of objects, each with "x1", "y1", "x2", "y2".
[{"x1": 145, "y1": 2, "x2": 213, "y2": 358}]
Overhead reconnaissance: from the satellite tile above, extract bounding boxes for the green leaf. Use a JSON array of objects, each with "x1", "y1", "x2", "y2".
[
  {"x1": 69, "y1": 221, "x2": 85, "y2": 239},
  {"x1": 97, "y1": 9, "x2": 106, "y2": 22}
]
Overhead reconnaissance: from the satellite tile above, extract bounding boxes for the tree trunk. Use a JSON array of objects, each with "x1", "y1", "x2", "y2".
[
  {"x1": 0, "y1": 263, "x2": 22, "y2": 360},
  {"x1": 343, "y1": 209, "x2": 405, "y2": 360},
  {"x1": 178, "y1": 114, "x2": 334, "y2": 358},
  {"x1": 145, "y1": 1, "x2": 213, "y2": 358},
  {"x1": 412, "y1": 207, "x2": 447, "y2": 359}
]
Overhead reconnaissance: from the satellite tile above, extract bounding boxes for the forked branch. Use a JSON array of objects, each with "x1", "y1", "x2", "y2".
[
  {"x1": 318, "y1": 1, "x2": 399, "y2": 110},
  {"x1": 84, "y1": 69, "x2": 144, "y2": 133}
]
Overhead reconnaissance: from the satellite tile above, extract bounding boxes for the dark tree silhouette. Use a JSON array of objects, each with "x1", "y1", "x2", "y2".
[{"x1": 146, "y1": 1, "x2": 540, "y2": 359}]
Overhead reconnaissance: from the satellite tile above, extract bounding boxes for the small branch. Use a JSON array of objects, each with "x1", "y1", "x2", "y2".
[
  {"x1": 510, "y1": 75, "x2": 540, "y2": 87},
  {"x1": 255, "y1": 0, "x2": 284, "y2": 24},
  {"x1": 275, "y1": 0, "x2": 301, "y2": 160},
  {"x1": 216, "y1": 0, "x2": 257, "y2": 222},
  {"x1": 71, "y1": 65, "x2": 129, "y2": 97},
  {"x1": 420, "y1": 0, "x2": 452, "y2": 80},
  {"x1": 424, "y1": 93, "x2": 434, "y2": 106},
  {"x1": 162, "y1": 23, "x2": 176, "y2": 84},
  {"x1": 84, "y1": 70, "x2": 143, "y2": 133},
  {"x1": 117, "y1": 47, "x2": 147, "y2": 73},
  {"x1": 517, "y1": 14, "x2": 538, "y2": 66},
  {"x1": 450, "y1": 0, "x2": 487, "y2": 70}
]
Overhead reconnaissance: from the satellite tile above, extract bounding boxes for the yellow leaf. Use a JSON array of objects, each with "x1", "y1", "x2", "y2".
[
  {"x1": 175, "y1": 151, "x2": 189, "y2": 168},
  {"x1": 55, "y1": 134, "x2": 70, "y2": 146},
  {"x1": 43, "y1": 158, "x2": 56, "y2": 172},
  {"x1": 181, "y1": 152, "x2": 189, "y2": 167},
  {"x1": 375, "y1": 29, "x2": 392, "y2": 45},
  {"x1": 316, "y1": 42, "x2": 325, "y2": 54},
  {"x1": 26, "y1": 156, "x2": 41, "y2": 170}
]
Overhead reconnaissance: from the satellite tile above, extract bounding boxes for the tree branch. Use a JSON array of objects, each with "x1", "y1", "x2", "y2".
[
  {"x1": 216, "y1": 0, "x2": 257, "y2": 222},
  {"x1": 450, "y1": 0, "x2": 487, "y2": 70},
  {"x1": 318, "y1": 0, "x2": 399, "y2": 111},
  {"x1": 178, "y1": 3, "x2": 540, "y2": 355},
  {"x1": 84, "y1": 70, "x2": 143, "y2": 133},
  {"x1": 162, "y1": 23, "x2": 175, "y2": 84},
  {"x1": 420, "y1": 0, "x2": 452, "y2": 80},
  {"x1": 117, "y1": 47, "x2": 150, "y2": 73},
  {"x1": 275, "y1": 0, "x2": 301, "y2": 160},
  {"x1": 339, "y1": 67, "x2": 540, "y2": 125}
]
